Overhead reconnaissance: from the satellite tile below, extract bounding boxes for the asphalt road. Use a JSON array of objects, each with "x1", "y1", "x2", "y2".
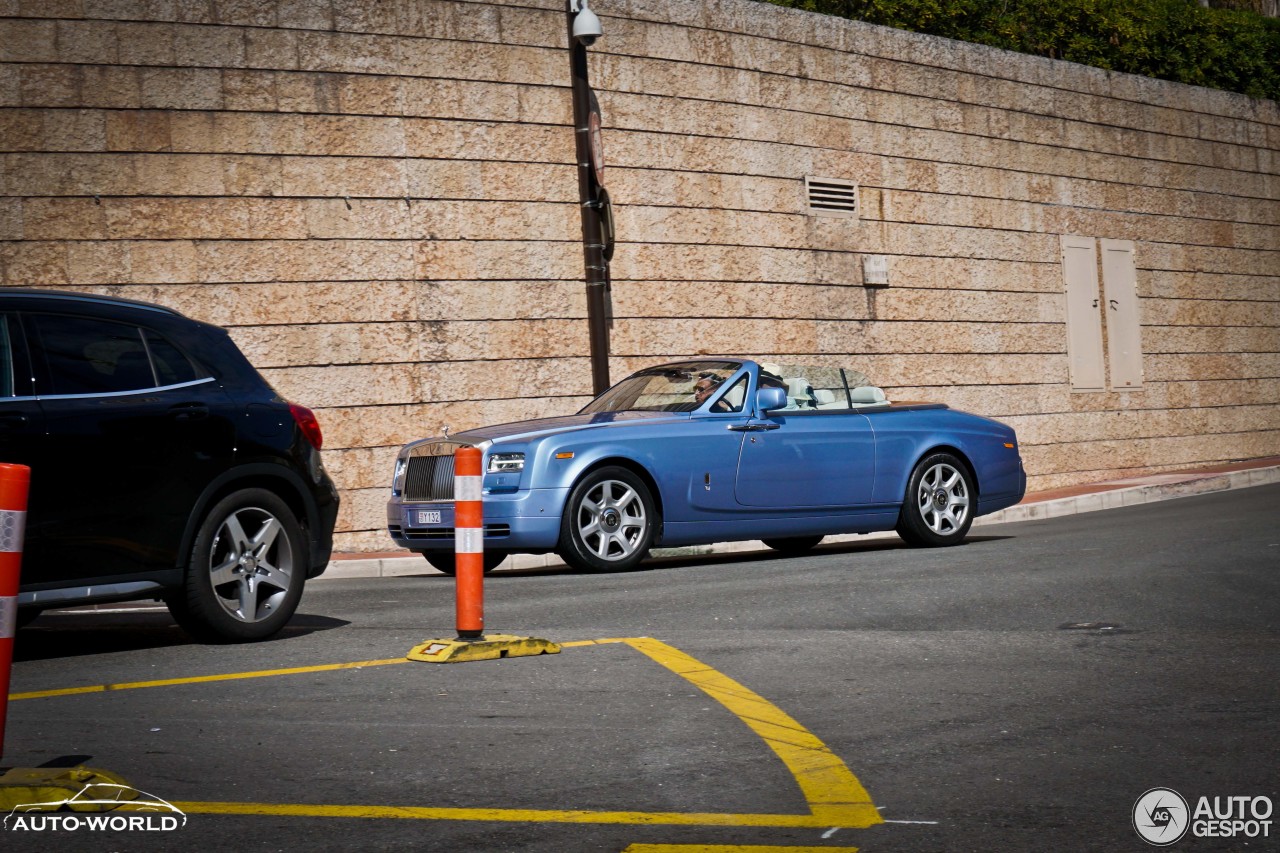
[{"x1": 3, "y1": 485, "x2": 1278, "y2": 852}]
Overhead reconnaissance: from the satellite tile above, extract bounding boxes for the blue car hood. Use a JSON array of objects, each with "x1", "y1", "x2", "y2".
[{"x1": 456, "y1": 411, "x2": 684, "y2": 444}]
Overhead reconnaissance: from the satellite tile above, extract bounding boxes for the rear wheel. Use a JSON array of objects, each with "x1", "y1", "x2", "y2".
[
  {"x1": 896, "y1": 452, "x2": 975, "y2": 547},
  {"x1": 166, "y1": 488, "x2": 306, "y2": 642},
  {"x1": 421, "y1": 550, "x2": 507, "y2": 575},
  {"x1": 558, "y1": 466, "x2": 657, "y2": 573},
  {"x1": 762, "y1": 535, "x2": 824, "y2": 554}
]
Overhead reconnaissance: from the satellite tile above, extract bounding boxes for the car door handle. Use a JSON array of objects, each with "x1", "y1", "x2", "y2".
[
  {"x1": 168, "y1": 403, "x2": 210, "y2": 422},
  {"x1": 0, "y1": 412, "x2": 30, "y2": 431},
  {"x1": 728, "y1": 422, "x2": 780, "y2": 432}
]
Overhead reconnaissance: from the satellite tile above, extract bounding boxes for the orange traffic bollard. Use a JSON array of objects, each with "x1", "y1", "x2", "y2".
[
  {"x1": 0, "y1": 463, "x2": 30, "y2": 761},
  {"x1": 405, "y1": 447, "x2": 557, "y2": 663},
  {"x1": 454, "y1": 446, "x2": 484, "y2": 639}
]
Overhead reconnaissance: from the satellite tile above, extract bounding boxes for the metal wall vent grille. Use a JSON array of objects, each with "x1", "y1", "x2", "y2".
[{"x1": 805, "y1": 176, "x2": 858, "y2": 218}]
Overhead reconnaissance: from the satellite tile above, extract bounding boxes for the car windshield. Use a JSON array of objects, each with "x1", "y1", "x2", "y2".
[{"x1": 580, "y1": 361, "x2": 742, "y2": 414}]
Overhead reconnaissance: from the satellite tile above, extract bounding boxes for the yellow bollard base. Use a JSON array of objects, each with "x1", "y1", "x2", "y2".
[
  {"x1": 407, "y1": 633, "x2": 561, "y2": 663},
  {"x1": 0, "y1": 765, "x2": 134, "y2": 812}
]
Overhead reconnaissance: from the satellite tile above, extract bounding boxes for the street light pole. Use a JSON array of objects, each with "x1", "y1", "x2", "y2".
[{"x1": 566, "y1": 0, "x2": 612, "y2": 395}]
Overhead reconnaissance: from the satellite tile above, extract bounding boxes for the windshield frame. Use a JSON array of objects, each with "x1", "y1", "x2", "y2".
[
  {"x1": 578, "y1": 360, "x2": 745, "y2": 415},
  {"x1": 579, "y1": 359, "x2": 888, "y2": 416}
]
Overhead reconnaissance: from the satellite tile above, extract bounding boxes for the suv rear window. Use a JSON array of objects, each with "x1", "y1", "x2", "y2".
[
  {"x1": 30, "y1": 314, "x2": 198, "y2": 396},
  {"x1": 145, "y1": 330, "x2": 199, "y2": 385}
]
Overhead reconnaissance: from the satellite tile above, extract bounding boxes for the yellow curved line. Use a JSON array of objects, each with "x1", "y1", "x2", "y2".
[{"x1": 623, "y1": 637, "x2": 881, "y2": 828}]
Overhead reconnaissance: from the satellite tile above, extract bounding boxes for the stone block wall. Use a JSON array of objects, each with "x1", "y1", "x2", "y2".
[{"x1": 1, "y1": 0, "x2": 1276, "y2": 551}]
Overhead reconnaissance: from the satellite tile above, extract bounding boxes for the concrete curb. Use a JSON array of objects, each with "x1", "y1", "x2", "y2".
[
  {"x1": 319, "y1": 464, "x2": 1280, "y2": 581},
  {"x1": 974, "y1": 464, "x2": 1280, "y2": 527}
]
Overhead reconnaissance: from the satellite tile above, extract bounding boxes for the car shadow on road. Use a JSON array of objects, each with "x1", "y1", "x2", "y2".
[
  {"x1": 12, "y1": 611, "x2": 350, "y2": 661},
  {"x1": 407, "y1": 534, "x2": 1018, "y2": 579}
]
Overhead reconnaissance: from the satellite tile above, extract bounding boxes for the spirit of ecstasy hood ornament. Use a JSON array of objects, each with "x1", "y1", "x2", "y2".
[{"x1": 442, "y1": 425, "x2": 450, "y2": 439}]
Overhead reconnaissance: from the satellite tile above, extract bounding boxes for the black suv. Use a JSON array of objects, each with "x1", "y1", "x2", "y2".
[{"x1": 0, "y1": 289, "x2": 339, "y2": 642}]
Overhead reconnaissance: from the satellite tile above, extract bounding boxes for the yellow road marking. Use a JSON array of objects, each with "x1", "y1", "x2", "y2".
[
  {"x1": 10, "y1": 642, "x2": 626, "y2": 699},
  {"x1": 168, "y1": 802, "x2": 844, "y2": 827},
  {"x1": 624, "y1": 638, "x2": 881, "y2": 828},
  {"x1": 560, "y1": 637, "x2": 631, "y2": 647},
  {"x1": 9, "y1": 637, "x2": 881, "y2": 830},
  {"x1": 8, "y1": 657, "x2": 408, "y2": 701}
]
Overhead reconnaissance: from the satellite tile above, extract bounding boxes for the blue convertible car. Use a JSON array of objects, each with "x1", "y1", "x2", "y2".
[{"x1": 387, "y1": 359, "x2": 1025, "y2": 573}]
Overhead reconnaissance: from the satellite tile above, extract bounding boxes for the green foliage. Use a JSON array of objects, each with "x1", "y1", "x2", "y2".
[{"x1": 762, "y1": 0, "x2": 1279, "y2": 100}]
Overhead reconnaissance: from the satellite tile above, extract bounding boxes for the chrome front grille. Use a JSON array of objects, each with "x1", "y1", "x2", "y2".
[{"x1": 404, "y1": 454, "x2": 456, "y2": 501}]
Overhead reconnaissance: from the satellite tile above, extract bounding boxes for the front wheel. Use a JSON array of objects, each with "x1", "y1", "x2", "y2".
[
  {"x1": 167, "y1": 488, "x2": 307, "y2": 643},
  {"x1": 896, "y1": 452, "x2": 975, "y2": 547},
  {"x1": 421, "y1": 550, "x2": 507, "y2": 576},
  {"x1": 558, "y1": 466, "x2": 657, "y2": 573}
]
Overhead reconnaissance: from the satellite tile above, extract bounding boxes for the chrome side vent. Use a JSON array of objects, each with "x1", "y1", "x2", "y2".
[{"x1": 805, "y1": 176, "x2": 858, "y2": 219}]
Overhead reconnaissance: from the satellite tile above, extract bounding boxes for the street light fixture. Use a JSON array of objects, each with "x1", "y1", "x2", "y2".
[{"x1": 566, "y1": 0, "x2": 612, "y2": 395}]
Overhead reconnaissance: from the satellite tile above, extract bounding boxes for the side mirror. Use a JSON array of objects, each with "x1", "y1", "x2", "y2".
[{"x1": 756, "y1": 386, "x2": 788, "y2": 413}]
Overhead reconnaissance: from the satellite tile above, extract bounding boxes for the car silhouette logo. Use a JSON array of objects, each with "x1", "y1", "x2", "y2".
[{"x1": 4, "y1": 783, "x2": 187, "y2": 830}]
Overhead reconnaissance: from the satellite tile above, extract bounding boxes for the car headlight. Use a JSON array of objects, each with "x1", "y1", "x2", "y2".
[
  {"x1": 487, "y1": 452, "x2": 525, "y2": 473},
  {"x1": 392, "y1": 456, "x2": 408, "y2": 493}
]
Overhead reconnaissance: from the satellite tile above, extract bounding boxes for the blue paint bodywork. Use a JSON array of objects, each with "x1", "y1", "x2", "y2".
[{"x1": 387, "y1": 359, "x2": 1025, "y2": 558}]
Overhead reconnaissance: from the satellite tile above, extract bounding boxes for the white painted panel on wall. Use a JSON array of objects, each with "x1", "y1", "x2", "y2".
[
  {"x1": 1100, "y1": 239, "x2": 1145, "y2": 391},
  {"x1": 1060, "y1": 235, "x2": 1106, "y2": 392}
]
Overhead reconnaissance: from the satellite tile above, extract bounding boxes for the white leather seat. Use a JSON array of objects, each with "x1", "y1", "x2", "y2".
[
  {"x1": 848, "y1": 385, "x2": 888, "y2": 406},
  {"x1": 785, "y1": 377, "x2": 815, "y2": 408},
  {"x1": 813, "y1": 389, "x2": 846, "y2": 409}
]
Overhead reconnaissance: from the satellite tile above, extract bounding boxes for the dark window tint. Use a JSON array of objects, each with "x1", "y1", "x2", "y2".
[
  {"x1": 31, "y1": 314, "x2": 155, "y2": 395},
  {"x1": 145, "y1": 330, "x2": 199, "y2": 386},
  {"x1": 0, "y1": 316, "x2": 13, "y2": 397}
]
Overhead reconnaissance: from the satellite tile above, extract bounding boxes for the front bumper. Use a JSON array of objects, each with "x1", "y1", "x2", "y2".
[{"x1": 387, "y1": 487, "x2": 568, "y2": 553}]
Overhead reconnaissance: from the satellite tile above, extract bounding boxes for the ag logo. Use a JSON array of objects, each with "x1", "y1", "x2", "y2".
[{"x1": 1134, "y1": 787, "x2": 1190, "y2": 846}]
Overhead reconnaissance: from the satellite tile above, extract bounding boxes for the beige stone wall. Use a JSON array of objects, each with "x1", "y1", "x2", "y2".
[{"x1": 1, "y1": 0, "x2": 1276, "y2": 551}]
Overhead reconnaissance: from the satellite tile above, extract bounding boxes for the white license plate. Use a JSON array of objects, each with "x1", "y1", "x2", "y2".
[{"x1": 416, "y1": 510, "x2": 442, "y2": 525}]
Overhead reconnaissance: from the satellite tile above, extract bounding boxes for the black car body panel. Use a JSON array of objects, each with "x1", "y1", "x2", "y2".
[{"x1": 0, "y1": 289, "x2": 338, "y2": 632}]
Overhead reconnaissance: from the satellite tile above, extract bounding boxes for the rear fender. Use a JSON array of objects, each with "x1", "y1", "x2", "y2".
[{"x1": 178, "y1": 463, "x2": 328, "y2": 574}]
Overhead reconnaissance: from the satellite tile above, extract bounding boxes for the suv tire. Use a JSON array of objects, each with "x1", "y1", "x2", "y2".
[{"x1": 167, "y1": 488, "x2": 306, "y2": 642}]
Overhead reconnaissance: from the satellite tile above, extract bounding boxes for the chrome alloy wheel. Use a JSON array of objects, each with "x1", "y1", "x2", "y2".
[
  {"x1": 206, "y1": 505, "x2": 295, "y2": 624},
  {"x1": 575, "y1": 478, "x2": 649, "y2": 562},
  {"x1": 915, "y1": 462, "x2": 971, "y2": 536}
]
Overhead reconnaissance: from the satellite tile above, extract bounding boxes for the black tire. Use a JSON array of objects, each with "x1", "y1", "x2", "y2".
[
  {"x1": 421, "y1": 550, "x2": 507, "y2": 576},
  {"x1": 166, "y1": 488, "x2": 307, "y2": 643},
  {"x1": 558, "y1": 466, "x2": 657, "y2": 573},
  {"x1": 762, "y1": 535, "x2": 824, "y2": 554},
  {"x1": 896, "y1": 452, "x2": 975, "y2": 547}
]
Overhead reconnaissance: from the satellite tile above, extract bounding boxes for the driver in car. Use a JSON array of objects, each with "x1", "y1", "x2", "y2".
[{"x1": 693, "y1": 376, "x2": 721, "y2": 406}]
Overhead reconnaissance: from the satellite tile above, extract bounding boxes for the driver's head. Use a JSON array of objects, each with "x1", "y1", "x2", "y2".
[{"x1": 694, "y1": 376, "x2": 721, "y2": 403}]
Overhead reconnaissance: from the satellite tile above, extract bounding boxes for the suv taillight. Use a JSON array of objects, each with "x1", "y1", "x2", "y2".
[{"x1": 289, "y1": 403, "x2": 323, "y2": 450}]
